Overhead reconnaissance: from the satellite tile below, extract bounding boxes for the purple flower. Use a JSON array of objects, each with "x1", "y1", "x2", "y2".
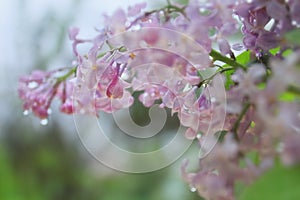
[
  {"x1": 235, "y1": 0, "x2": 298, "y2": 53},
  {"x1": 127, "y1": 2, "x2": 147, "y2": 17}
]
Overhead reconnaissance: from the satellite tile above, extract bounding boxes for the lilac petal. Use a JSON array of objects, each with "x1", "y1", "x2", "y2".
[
  {"x1": 218, "y1": 38, "x2": 231, "y2": 55},
  {"x1": 232, "y1": 43, "x2": 245, "y2": 51},
  {"x1": 68, "y1": 27, "x2": 79, "y2": 40},
  {"x1": 266, "y1": 1, "x2": 288, "y2": 20},
  {"x1": 127, "y1": 2, "x2": 147, "y2": 17},
  {"x1": 185, "y1": 128, "x2": 197, "y2": 140},
  {"x1": 256, "y1": 31, "x2": 279, "y2": 51},
  {"x1": 290, "y1": 1, "x2": 300, "y2": 25}
]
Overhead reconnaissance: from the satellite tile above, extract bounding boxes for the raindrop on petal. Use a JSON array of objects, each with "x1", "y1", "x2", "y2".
[
  {"x1": 210, "y1": 97, "x2": 216, "y2": 103},
  {"x1": 292, "y1": 20, "x2": 298, "y2": 26},
  {"x1": 130, "y1": 24, "x2": 141, "y2": 31},
  {"x1": 40, "y1": 118, "x2": 48, "y2": 126},
  {"x1": 28, "y1": 81, "x2": 39, "y2": 89},
  {"x1": 23, "y1": 110, "x2": 29, "y2": 116},
  {"x1": 196, "y1": 133, "x2": 202, "y2": 139},
  {"x1": 190, "y1": 187, "x2": 197, "y2": 192}
]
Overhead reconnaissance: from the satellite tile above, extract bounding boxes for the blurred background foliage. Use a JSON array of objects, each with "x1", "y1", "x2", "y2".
[{"x1": 0, "y1": 119, "x2": 200, "y2": 200}]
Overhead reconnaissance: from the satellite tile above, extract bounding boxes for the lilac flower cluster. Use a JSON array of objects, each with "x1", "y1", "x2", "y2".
[
  {"x1": 18, "y1": 0, "x2": 300, "y2": 199},
  {"x1": 182, "y1": 52, "x2": 300, "y2": 199},
  {"x1": 236, "y1": 0, "x2": 300, "y2": 54}
]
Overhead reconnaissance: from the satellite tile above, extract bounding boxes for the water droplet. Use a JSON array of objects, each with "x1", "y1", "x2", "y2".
[
  {"x1": 121, "y1": 70, "x2": 132, "y2": 80},
  {"x1": 190, "y1": 187, "x2": 197, "y2": 192},
  {"x1": 183, "y1": 83, "x2": 192, "y2": 92},
  {"x1": 125, "y1": 21, "x2": 131, "y2": 27},
  {"x1": 72, "y1": 60, "x2": 77, "y2": 66},
  {"x1": 196, "y1": 134, "x2": 202, "y2": 139},
  {"x1": 210, "y1": 97, "x2": 216, "y2": 103},
  {"x1": 28, "y1": 81, "x2": 39, "y2": 89},
  {"x1": 292, "y1": 20, "x2": 299, "y2": 26},
  {"x1": 199, "y1": 8, "x2": 211, "y2": 16},
  {"x1": 47, "y1": 108, "x2": 52, "y2": 115},
  {"x1": 177, "y1": 81, "x2": 182, "y2": 86},
  {"x1": 130, "y1": 24, "x2": 141, "y2": 31},
  {"x1": 23, "y1": 110, "x2": 29, "y2": 116},
  {"x1": 40, "y1": 119, "x2": 48, "y2": 126},
  {"x1": 182, "y1": 104, "x2": 190, "y2": 113}
]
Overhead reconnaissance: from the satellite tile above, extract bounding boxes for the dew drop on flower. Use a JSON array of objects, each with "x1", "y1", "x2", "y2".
[
  {"x1": 125, "y1": 21, "x2": 131, "y2": 27},
  {"x1": 199, "y1": 8, "x2": 211, "y2": 16},
  {"x1": 210, "y1": 97, "x2": 216, "y2": 103},
  {"x1": 72, "y1": 60, "x2": 77, "y2": 66},
  {"x1": 121, "y1": 70, "x2": 132, "y2": 80},
  {"x1": 196, "y1": 133, "x2": 202, "y2": 139},
  {"x1": 190, "y1": 187, "x2": 197, "y2": 192},
  {"x1": 28, "y1": 81, "x2": 39, "y2": 89},
  {"x1": 47, "y1": 108, "x2": 52, "y2": 115},
  {"x1": 183, "y1": 104, "x2": 190, "y2": 113},
  {"x1": 292, "y1": 20, "x2": 299, "y2": 26},
  {"x1": 182, "y1": 83, "x2": 192, "y2": 92},
  {"x1": 23, "y1": 110, "x2": 29, "y2": 116},
  {"x1": 40, "y1": 118, "x2": 48, "y2": 126},
  {"x1": 130, "y1": 24, "x2": 141, "y2": 31}
]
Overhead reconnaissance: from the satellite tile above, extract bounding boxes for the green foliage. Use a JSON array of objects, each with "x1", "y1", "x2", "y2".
[
  {"x1": 0, "y1": 146, "x2": 22, "y2": 200},
  {"x1": 240, "y1": 164, "x2": 300, "y2": 200},
  {"x1": 224, "y1": 50, "x2": 251, "y2": 89},
  {"x1": 279, "y1": 91, "x2": 298, "y2": 102},
  {"x1": 0, "y1": 118, "x2": 198, "y2": 200},
  {"x1": 269, "y1": 47, "x2": 280, "y2": 55},
  {"x1": 235, "y1": 51, "x2": 251, "y2": 66},
  {"x1": 285, "y1": 28, "x2": 300, "y2": 46}
]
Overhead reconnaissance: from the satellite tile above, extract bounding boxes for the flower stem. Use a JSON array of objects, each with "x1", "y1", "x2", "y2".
[
  {"x1": 57, "y1": 67, "x2": 77, "y2": 83},
  {"x1": 210, "y1": 49, "x2": 247, "y2": 71},
  {"x1": 288, "y1": 85, "x2": 300, "y2": 96},
  {"x1": 197, "y1": 67, "x2": 234, "y2": 88},
  {"x1": 231, "y1": 102, "x2": 251, "y2": 141}
]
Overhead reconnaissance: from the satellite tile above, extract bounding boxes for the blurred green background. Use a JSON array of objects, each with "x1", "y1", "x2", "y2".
[{"x1": 0, "y1": 119, "x2": 200, "y2": 200}]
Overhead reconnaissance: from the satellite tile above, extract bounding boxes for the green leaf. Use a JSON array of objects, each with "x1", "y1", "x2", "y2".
[
  {"x1": 223, "y1": 50, "x2": 251, "y2": 90},
  {"x1": 235, "y1": 50, "x2": 251, "y2": 66},
  {"x1": 279, "y1": 91, "x2": 297, "y2": 102},
  {"x1": 270, "y1": 47, "x2": 280, "y2": 55},
  {"x1": 285, "y1": 28, "x2": 300, "y2": 46},
  {"x1": 224, "y1": 69, "x2": 234, "y2": 90},
  {"x1": 240, "y1": 164, "x2": 300, "y2": 200},
  {"x1": 282, "y1": 49, "x2": 293, "y2": 57}
]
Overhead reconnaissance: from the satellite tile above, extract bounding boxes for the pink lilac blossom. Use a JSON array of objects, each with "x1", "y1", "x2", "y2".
[
  {"x1": 18, "y1": 69, "x2": 72, "y2": 119},
  {"x1": 18, "y1": 1, "x2": 300, "y2": 200}
]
